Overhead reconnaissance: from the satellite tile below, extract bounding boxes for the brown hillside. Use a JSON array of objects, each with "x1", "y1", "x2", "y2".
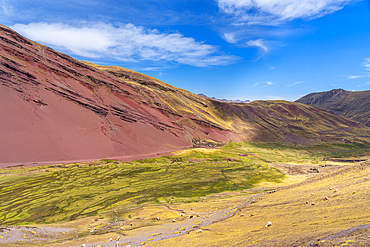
[
  {"x1": 1, "y1": 24, "x2": 370, "y2": 164},
  {"x1": 296, "y1": 88, "x2": 370, "y2": 126}
]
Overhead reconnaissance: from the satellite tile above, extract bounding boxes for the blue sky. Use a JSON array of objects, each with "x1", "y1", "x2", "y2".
[{"x1": 1, "y1": 0, "x2": 370, "y2": 101}]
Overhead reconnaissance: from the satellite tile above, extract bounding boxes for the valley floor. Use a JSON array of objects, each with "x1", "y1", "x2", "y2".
[{"x1": 0, "y1": 142, "x2": 369, "y2": 246}]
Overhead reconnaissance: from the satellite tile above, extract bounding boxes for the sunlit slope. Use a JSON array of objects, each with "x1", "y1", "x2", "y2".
[{"x1": 297, "y1": 88, "x2": 370, "y2": 126}]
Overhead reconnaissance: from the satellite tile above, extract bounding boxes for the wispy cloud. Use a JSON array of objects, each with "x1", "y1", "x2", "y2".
[
  {"x1": 223, "y1": 32, "x2": 238, "y2": 43},
  {"x1": 364, "y1": 58, "x2": 370, "y2": 71},
  {"x1": 1, "y1": 0, "x2": 13, "y2": 16},
  {"x1": 251, "y1": 81, "x2": 275, "y2": 88},
  {"x1": 136, "y1": 67, "x2": 169, "y2": 71},
  {"x1": 221, "y1": 25, "x2": 303, "y2": 47},
  {"x1": 357, "y1": 81, "x2": 370, "y2": 88},
  {"x1": 12, "y1": 22, "x2": 239, "y2": 67},
  {"x1": 247, "y1": 39, "x2": 269, "y2": 53},
  {"x1": 216, "y1": 0, "x2": 357, "y2": 26},
  {"x1": 286, "y1": 81, "x2": 306, "y2": 87},
  {"x1": 264, "y1": 81, "x2": 274, "y2": 87},
  {"x1": 345, "y1": 59, "x2": 370, "y2": 79}
]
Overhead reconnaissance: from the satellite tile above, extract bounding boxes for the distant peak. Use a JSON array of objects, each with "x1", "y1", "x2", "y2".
[
  {"x1": 198, "y1": 93, "x2": 250, "y2": 103},
  {"x1": 330, "y1": 88, "x2": 346, "y2": 93}
]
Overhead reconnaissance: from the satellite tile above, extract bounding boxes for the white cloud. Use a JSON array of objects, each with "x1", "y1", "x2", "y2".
[
  {"x1": 217, "y1": 0, "x2": 356, "y2": 25},
  {"x1": 251, "y1": 81, "x2": 275, "y2": 88},
  {"x1": 223, "y1": 32, "x2": 238, "y2": 43},
  {"x1": 247, "y1": 39, "x2": 268, "y2": 53},
  {"x1": 11, "y1": 22, "x2": 239, "y2": 67},
  {"x1": 287, "y1": 81, "x2": 305, "y2": 87},
  {"x1": 137, "y1": 67, "x2": 168, "y2": 71},
  {"x1": 357, "y1": 81, "x2": 370, "y2": 88},
  {"x1": 264, "y1": 81, "x2": 274, "y2": 87},
  {"x1": 364, "y1": 58, "x2": 370, "y2": 71},
  {"x1": 348, "y1": 75, "x2": 361, "y2": 79},
  {"x1": 1, "y1": 0, "x2": 13, "y2": 16}
]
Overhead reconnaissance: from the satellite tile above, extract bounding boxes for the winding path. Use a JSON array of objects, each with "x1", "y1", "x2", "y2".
[{"x1": 87, "y1": 194, "x2": 261, "y2": 247}]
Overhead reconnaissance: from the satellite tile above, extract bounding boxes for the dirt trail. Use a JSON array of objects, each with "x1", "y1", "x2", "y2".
[
  {"x1": 81, "y1": 194, "x2": 261, "y2": 247},
  {"x1": 0, "y1": 226, "x2": 72, "y2": 245},
  {"x1": 323, "y1": 224, "x2": 370, "y2": 240}
]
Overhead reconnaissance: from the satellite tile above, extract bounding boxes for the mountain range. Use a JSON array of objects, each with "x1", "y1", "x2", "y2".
[
  {"x1": 1, "y1": 24, "x2": 370, "y2": 165},
  {"x1": 198, "y1": 93, "x2": 251, "y2": 103}
]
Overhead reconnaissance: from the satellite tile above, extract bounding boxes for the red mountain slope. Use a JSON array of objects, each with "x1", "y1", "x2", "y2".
[{"x1": 0, "y1": 24, "x2": 234, "y2": 164}]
